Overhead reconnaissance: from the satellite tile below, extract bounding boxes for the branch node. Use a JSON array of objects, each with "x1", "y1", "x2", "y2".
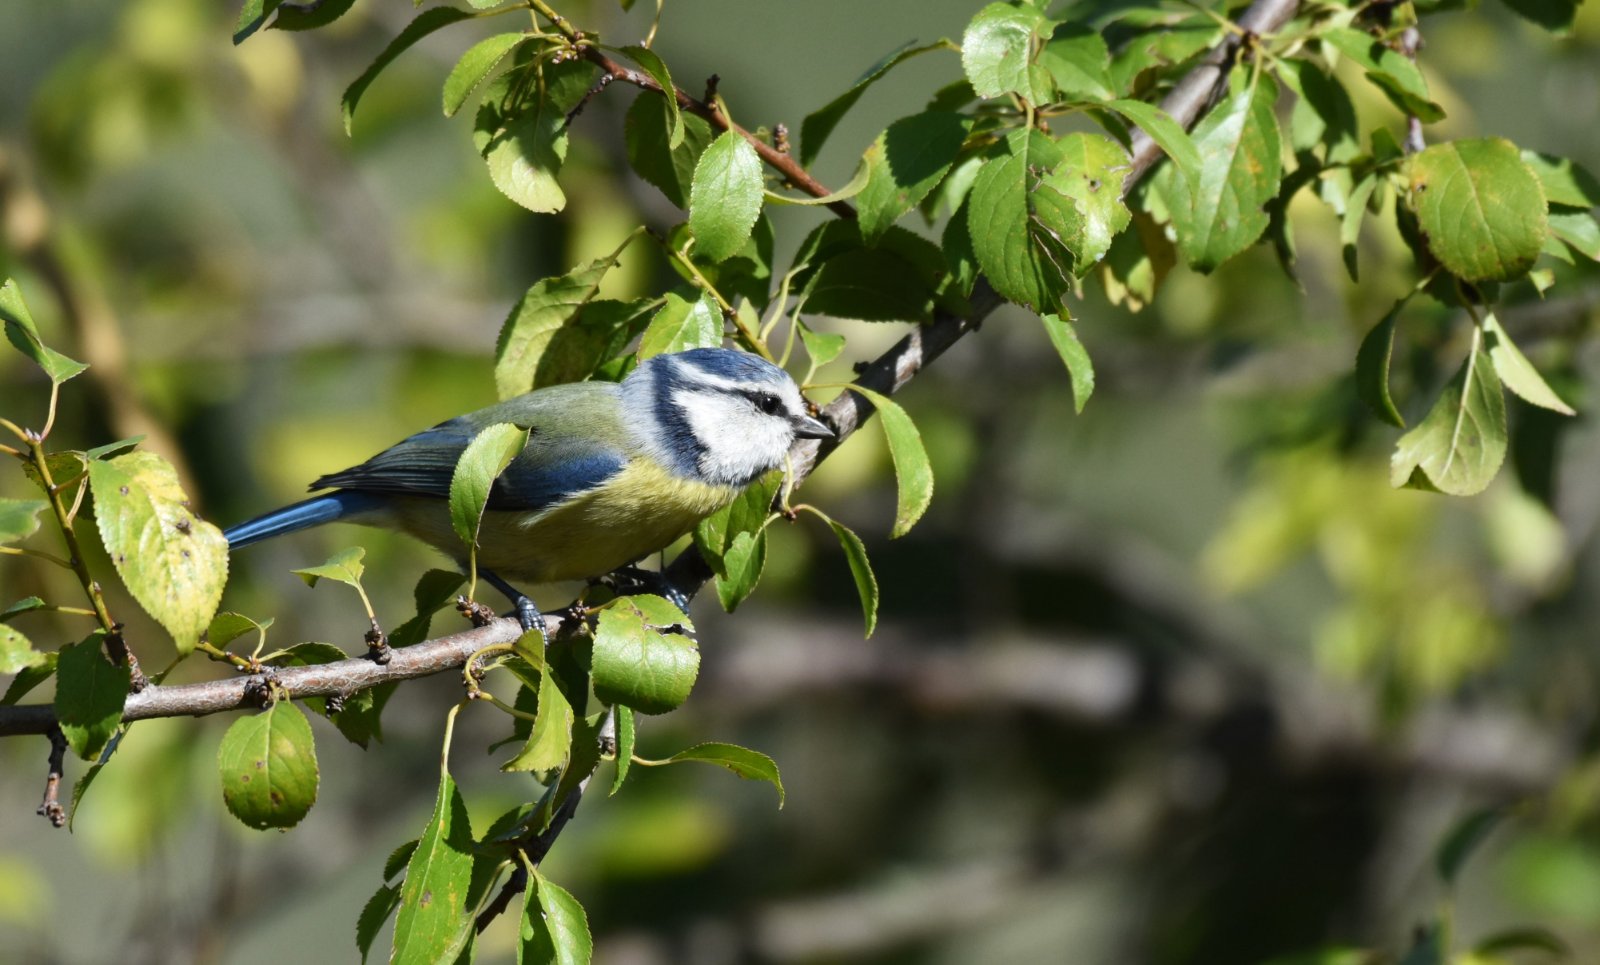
[
  {"x1": 458, "y1": 596, "x2": 496, "y2": 628},
  {"x1": 703, "y1": 74, "x2": 721, "y2": 105},
  {"x1": 774, "y1": 123, "x2": 790, "y2": 155},
  {"x1": 243, "y1": 673, "x2": 277, "y2": 709},
  {"x1": 365, "y1": 619, "x2": 391, "y2": 665}
]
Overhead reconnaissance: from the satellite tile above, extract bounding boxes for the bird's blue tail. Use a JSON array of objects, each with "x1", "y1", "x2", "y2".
[{"x1": 224, "y1": 491, "x2": 383, "y2": 549}]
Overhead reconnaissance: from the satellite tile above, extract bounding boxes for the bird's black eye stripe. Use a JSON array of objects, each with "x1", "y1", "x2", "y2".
[{"x1": 741, "y1": 390, "x2": 783, "y2": 415}]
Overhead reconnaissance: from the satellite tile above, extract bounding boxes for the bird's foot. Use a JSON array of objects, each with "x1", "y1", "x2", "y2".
[{"x1": 602, "y1": 565, "x2": 691, "y2": 616}]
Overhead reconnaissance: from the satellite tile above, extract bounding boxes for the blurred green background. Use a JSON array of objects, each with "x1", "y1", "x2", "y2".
[{"x1": 3, "y1": 0, "x2": 1600, "y2": 962}]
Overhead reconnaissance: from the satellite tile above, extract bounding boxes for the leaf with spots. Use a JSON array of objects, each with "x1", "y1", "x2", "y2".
[
  {"x1": 961, "y1": 2, "x2": 1053, "y2": 102},
  {"x1": 965, "y1": 129, "x2": 1076, "y2": 311},
  {"x1": 1409, "y1": 138, "x2": 1548, "y2": 283},
  {"x1": 589, "y1": 595, "x2": 699, "y2": 715},
  {"x1": 53, "y1": 633, "x2": 129, "y2": 760},
  {"x1": 89, "y1": 452, "x2": 228, "y2": 655},
  {"x1": 392, "y1": 762, "x2": 477, "y2": 964},
  {"x1": 0, "y1": 624, "x2": 44, "y2": 675},
  {"x1": 216, "y1": 700, "x2": 319, "y2": 830},
  {"x1": 1036, "y1": 133, "x2": 1133, "y2": 273}
]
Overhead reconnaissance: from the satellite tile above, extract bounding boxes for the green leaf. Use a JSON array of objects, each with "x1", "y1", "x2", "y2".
[
  {"x1": 271, "y1": 0, "x2": 357, "y2": 31},
  {"x1": 857, "y1": 112, "x2": 971, "y2": 245},
  {"x1": 1356, "y1": 298, "x2": 1409, "y2": 428},
  {"x1": 715, "y1": 530, "x2": 767, "y2": 611},
  {"x1": 609, "y1": 705, "x2": 635, "y2": 796},
  {"x1": 536, "y1": 298, "x2": 656, "y2": 387},
  {"x1": 1322, "y1": 28, "x2": 1445, "y2": 123},
  {"x1": 1550, "y1": 211, "x2": 1600, "y2": 262},
  {"x1": 1474, "y1": 926, "x2": 1570, "y2": 958},
  {"x1": 205, "y1": 611, "x2": 273, "y2": 650},
  {"x1": 961, "y1": 2, "x2": 1051, "y2": 102},
  {"x1": 1039, "y1": 23, "x2": 1114, "y2": 101},
  {"x1": 0, "y1": 624, "x2": 44, "y2": 674},
  {"x1": 800, "y1": 39, "x2": 955, "y2": 166},
  {"x1": 689, "y1": 131, "x2": 764, "y2": 263},
  {"x1": 494, "y1": 258, "x2": 617, "y2": 399},
  {"x1": 1485, "y1": 313, "x2": 1575, "y2": 415},
  {"x1": 825, "y1": 516, "x2": 878, "y2": 637},
  {"x1": 234, "y1": 0, "x2": 284, "y2": 43},
  {"x1": 1437, "y1": 806, "x2": 1507, "y2": 885},
  {"x1": 1165, "y1": 75, "x2": 1282, "y2": 273},
  {"x1": 694, "y1": 471, "x2": 778, "y2": 612},
  {"x1": 217, "y1": 700, "x2": 320, "y2": 830},
  {"x1": 0, "y1": 596, "x2": 47, "y2": 623},
  {"x1": 1522, "y1": 151, "x2": 1600, "y2": 208},
  {"x1": 0, "y1": 498, "x2": 48, "y2": 546},
  {"x1": 501, "y1": 664, "x2": 575, "y2": 774},
  {"x1": 655, "y1": 741, "x2": 784, "y2": 807},
  {"x1": 619, "y1": 45, "x2": 682, "y2": 148},
  {"x1": 1340, "y1": 174, "x2": 1380, "y2": 281},
  {"x1": 483, "y1": 91, "x2": 571, "y2": 214},
  {"x1": 356, "y1": 882, "x2": 401, "y2": 965},
  {"x1": 1281, "y1": 59, "x2": 1361, "y2": 165},
  {"x1": 590, "y1": 596, "x2": 699, "y2": 715},
  {"x1": 637, "y1": 291, "x2": 722, "y2": 359},
  {"x1": 443, "y1": 33, "x2": 528, "y2": 118},
  {"x1": 967, "y1": 129, "x2": 1076, "y2": 311},
  {"x1": 385, "y1": 840, "x2": 420, "y2": 882},
  {"x1": 392, "y1": 766, "x2": 477, "y2": 964},
  {"x1": 794, "y1": 222, "x2": 949, "y2": 322},
  {"x1": 518, "y1": 873, "x2": 592, "y2": 965},
  {"x1": 89, "y1": 452, "x2": 228, "y2": 654},
  {"x1": 342, "y1": 7, "x2": 474, "y2": 134},
  {"x1": 2, "y1": 652, "x2": 56, "y2": 706},
  {"x1": 1410, "y1": 138, "x2": 1548, "y2": 282},
  {"x1": 1038, "y1": 133, "x2": 1133, "y2": 272},
  {"x1": 1040, "y1": 312, "x2": 1094, "y2": 413},
  {"x1": 1, "y1": 278, "x2": 87, "y2": 384},
  {"x1": 625, "y1": 91, "x2": 715, "y2": 208},
  {"x1": 292, "y1": 545, "x2": 366, "y2": 590},
  {"x1": 1390, "y1": 333, "x2": 1507, "y2": 496},
  {"x1": 798, "y1": 324, "x2": 847, "y2": 371},
  {"x1": 847, "y1": 386, "x2": 934, "y2": 537},
  {"x1": 449, "y1": 423, "x2": 530, "y2": 552},
  {"x1": 1497, "y1": 0, "x2": 1580, "y2": 33},
  {"x1": 1103, "y1": 99, "x2": 1202, "y2": 181}
]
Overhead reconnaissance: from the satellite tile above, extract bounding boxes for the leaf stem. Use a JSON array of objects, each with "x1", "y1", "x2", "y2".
[
  {"x1": 26, "y1": 438, "x2": 117, "y2": 636},
  {"x1": 0, "y1": 545, "x2": 74, "y2": 569}
]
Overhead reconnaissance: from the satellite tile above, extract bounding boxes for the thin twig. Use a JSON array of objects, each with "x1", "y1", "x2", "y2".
[{"x1": 36, "y1": 727, "x2": 67, "y2": 827}]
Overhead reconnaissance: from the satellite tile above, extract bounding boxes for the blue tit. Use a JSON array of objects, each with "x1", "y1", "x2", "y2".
[{"x1": 224, "y1": 347, "x2": 833, "y2": 629}]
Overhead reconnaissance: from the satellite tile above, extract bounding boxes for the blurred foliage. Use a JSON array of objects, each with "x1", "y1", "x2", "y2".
[{"x1": 2, "y1": 0, "x2": 1600, "y2": 962}]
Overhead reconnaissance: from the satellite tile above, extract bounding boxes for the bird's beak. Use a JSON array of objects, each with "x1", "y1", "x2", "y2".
[{"x1": 792, "y1": 414, "x2": 835, "y2": 439}]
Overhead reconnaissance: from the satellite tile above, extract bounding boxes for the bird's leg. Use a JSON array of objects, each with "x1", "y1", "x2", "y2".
[
  {"x1": 481, "y1": 569, "x2": 549, "y2": 648},
  {"x1": 604, "y1": 564, "x2": 691, "y2": 617}
]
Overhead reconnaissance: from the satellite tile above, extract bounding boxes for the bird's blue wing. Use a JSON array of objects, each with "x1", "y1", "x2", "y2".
[{"x1": 311, "y1": 385, "x2": 629, "y2": 515}]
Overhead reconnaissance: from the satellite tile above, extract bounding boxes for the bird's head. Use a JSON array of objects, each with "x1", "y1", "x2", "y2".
[{"x1": 623, "y1": 348, "x2": 834, "y2": 488}]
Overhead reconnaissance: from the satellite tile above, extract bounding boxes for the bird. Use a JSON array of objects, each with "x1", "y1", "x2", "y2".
[{"x1": 224, "y1": 347, "x2": 834, "y2": 636}]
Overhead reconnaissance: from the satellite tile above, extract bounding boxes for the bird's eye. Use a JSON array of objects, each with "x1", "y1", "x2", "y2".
[{"x1": 757, "y1": 394, "x2": 782, "y2": 415}]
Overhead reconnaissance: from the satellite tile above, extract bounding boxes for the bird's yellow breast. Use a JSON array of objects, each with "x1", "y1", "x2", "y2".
[{"x1": 380, "y1": 459, "x2": 738, "y2": 585}]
